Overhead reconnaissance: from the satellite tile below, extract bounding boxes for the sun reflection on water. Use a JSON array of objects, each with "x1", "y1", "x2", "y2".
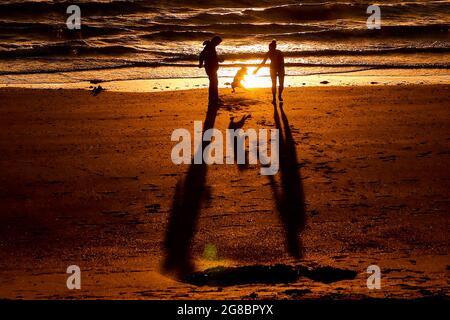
[{"x1": 243, "y1": 67, "x2": 270, "y2": 88}]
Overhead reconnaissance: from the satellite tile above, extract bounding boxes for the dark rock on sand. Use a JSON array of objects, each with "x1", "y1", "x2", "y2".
[{"x1": 91, "y1": 85, "x2": 104, "y2": 96}]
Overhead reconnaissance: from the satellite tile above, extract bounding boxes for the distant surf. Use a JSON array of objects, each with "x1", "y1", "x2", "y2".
[{"x1": 0, "y1": 0, "x2": 448, "y2": 83}]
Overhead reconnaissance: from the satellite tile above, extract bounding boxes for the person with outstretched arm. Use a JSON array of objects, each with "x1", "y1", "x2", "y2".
[{"x1": 254, "y1": 40, "x2": 285, "y2": 103}]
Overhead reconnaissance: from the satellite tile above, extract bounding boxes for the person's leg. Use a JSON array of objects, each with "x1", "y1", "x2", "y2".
[
  {"x1": 211, "y1": 70, "x2": 219, "y2": 102},
  {"x1": 270, "y1": 69, "x2": 277, "y2": 103},
  {"x1": 278, "y1": 69, "x2": 285, "y2": 101},
  {"x1": 207, "y1": 69, "x2": 219, "y2": 104},
  {"x1": 206, "y1": 70, "x2": 213, "y2": 102}
]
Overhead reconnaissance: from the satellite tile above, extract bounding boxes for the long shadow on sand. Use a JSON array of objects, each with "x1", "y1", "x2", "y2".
[
  {"x1": 268, "y1": 102, "x2": 306, "y2": 258},
  {"x1": 163, "y1": 100, "x2": 306, "y2": 278},
  {"x1": 182, "y1": 102, "x2": 311, "y2": 286},
  {"x1": 163, "y1": 103, "x2": 219, "y2": 278}
]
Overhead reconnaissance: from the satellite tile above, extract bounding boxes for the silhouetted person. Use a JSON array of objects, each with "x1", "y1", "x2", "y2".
[
  {"x1": 254, "y1": 40, "x2": 285, "y2": 103},
  {"x1": 199, "y1": 36, "x2": 223, "y2": 105},
  {"x1": 231, "y1": 67, "x2": 248, "y2": 92}
]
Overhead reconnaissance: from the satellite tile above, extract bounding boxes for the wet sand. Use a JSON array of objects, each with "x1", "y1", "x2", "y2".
[{"x1": 0, "y1": 85, "x2": 448, "y2": 299}]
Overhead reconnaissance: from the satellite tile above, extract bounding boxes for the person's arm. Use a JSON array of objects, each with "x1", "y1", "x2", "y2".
[
  {"x1": 253, "y1": 52, "x2": 269, "y2": 74},
  {"x1": 199, "y1": 49, "x2": 205, "y2": 68},
  {"x1": 213, "y1": 49, "x2": 224, "y2": 64}
]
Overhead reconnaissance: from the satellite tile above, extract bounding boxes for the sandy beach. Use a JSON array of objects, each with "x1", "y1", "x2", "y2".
[{"x1": 0, "y1": 84, "x2": 448, "y2": 299}]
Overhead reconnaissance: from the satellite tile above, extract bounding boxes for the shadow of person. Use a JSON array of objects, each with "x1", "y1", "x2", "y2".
[
  {"x1": 163, "y1": 104, "x2": 219, "y2": 278},
  {"x1": 268, "y1": 101, "x2": 306, "y2": 258}
]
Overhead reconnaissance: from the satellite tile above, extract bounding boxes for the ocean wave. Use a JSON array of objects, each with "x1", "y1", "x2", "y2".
[
  {"x1": 0, "y1": 42, "x2": 145, "y2": 58},
  {"x1": 1, "y1": 59, "x2": 448, "y2": 78},
  {"x1": 0, "y1": 0, "x2": 152, "y2": 17},
  {"x1": 0, "y1": 21, "x2": 127, "y2": 40},
  {"x1": 242, "y1": 3, "x2": 367, "y2": 22},
  {"x1": 141, "y1": 30, "x2": 217, "y2": 41},
  {"x1": 262, "y1": 24, "x2": 449, "y2": 40},
  {"x1": 1, "y1": 0, "x2": 449, "y2": 22},
  {"x1": 2, "y1": 20, "x2": 447, "y2": 44},
  {"x1": 155, "y1": 2, "x2": 450, "y2": 24},
  {"x1": 1, "y1": 41, "x2": 449, "y2": 60},
  {"x1": 0, "y1": 0, "x2": 286, "y2": 18},
  {"x1": 161, "y1": 46, "x2": 450, "y2": 62},
  {"x1": 1, "y1": 20, "x2": 324, "y2": 38},
  {"x1": 152, "y1": 5, "x2": 340, "y2": 24},
  {"x1": 137, "y1": 23, "x2": 323, "y2": 35}
]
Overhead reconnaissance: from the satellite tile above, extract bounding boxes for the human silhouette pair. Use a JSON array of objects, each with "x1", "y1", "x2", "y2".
[{"x1": 199, "y1": 37, "x2": 285, "y2": 104}]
